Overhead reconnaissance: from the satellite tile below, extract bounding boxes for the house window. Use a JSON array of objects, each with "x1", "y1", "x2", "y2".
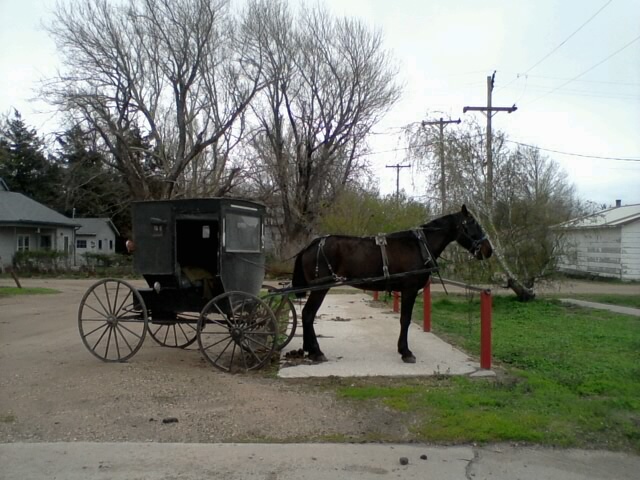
[
  {"x1": 109, "y1": 240, "x2": 113, "y2": 250},
  {"x1": 77, "y1": 239, "x2": 87, "y2": 249},
  {"x1": 40, "y1": 235, "x2": 52, "y2": 250},
  {"x1": 98, "y1": 240, "x2": 103, "y2": 250},
  {"x1": 17, "y1": 235, "x2": 30, "y2": 252}
]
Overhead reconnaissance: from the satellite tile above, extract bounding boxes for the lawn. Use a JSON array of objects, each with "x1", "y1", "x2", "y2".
[
  {"x1": 339, "y1": 294, "x2": 640, "y2": 452},
  {"x1": 0, "y1": 286, "x2": 59, "y2": 297}
]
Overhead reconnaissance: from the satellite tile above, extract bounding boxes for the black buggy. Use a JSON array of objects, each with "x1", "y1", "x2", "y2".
[{"x1": 78, "y1": 198, "x2": 297, "y2": 373}]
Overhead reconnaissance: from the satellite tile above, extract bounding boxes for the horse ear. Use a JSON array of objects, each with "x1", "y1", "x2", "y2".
[{"x1": 461, "y1": 204, "x2": 469, "y2": 216}]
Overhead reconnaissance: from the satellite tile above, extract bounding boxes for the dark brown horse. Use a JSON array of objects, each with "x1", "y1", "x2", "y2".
[{"x1": 291, "y1": 205, "x2": 493, "y2": 363}]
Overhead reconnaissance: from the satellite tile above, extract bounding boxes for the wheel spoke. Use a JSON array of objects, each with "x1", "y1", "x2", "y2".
[
  {"x1": 84, "y1": 304, "x2": 109, "y2": 318},
  {"x1": 114, "y1": 323, "x2": 137, "y2": 353},
  {"x1": 84, "y1": 322, "x2": 108, "y2": 344},
  {"x1": 104, "y1": 325, "x2": 113, "y2": 358},
  {"x1": 202, "y1": 333, "x2": 234, "y2": 350},
  {"x1": 210, "y1": 338, "x2": 234, "y2": 370},
  {"x1": 114, "y1": 289, "x2": 134, "y2": 318},
  {"x1": 244, "y1": 334, "x2": 273, "y2": 352},
  {"x1": 113, "y1": 322, "x2": 122, "y2": 359}
]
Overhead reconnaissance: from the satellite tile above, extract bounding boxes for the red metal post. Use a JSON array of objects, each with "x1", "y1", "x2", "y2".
[
  {"x1": 373, "y1": 290, "x2": 379, "y2": 301},
  {"x1": 480, "y1": 289, "x2": 492, "y2": 369},
  {"x1": 393, "y1": 291, "x2": 400, "y2": 313},
  {"x1": 423, "y1": 279, "x2": 431, "y2": 332}
]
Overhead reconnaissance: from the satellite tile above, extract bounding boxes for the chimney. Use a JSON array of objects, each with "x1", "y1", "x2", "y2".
[{"x1": 615, "y1": 199, "x2": 622, "y2": 208}]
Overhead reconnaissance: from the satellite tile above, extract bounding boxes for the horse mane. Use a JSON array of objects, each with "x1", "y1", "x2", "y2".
[{"x1": 419, "y1": 211, "x2": 458, "y2": 231}]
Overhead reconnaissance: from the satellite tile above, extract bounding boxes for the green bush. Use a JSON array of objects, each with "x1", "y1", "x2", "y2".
[
  {"x1": 13, "y1": 250, "x2": 69, "y2": 272},
  {"x1": 81, "y1": 252, "x2": 134, "y2": 276}
]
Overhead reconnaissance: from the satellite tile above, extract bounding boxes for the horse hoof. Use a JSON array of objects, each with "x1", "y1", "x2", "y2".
[
  {"x1": 309, "y1": 353, "x2": 328, "y2": 363},
  {"x1": 402, "y1": 355, "x2": 416, "y2": 364}
]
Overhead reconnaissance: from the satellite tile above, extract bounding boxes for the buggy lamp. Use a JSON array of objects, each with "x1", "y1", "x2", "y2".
[{"x1": 154, "y1": 282, "x2": 161, "y2": 293}]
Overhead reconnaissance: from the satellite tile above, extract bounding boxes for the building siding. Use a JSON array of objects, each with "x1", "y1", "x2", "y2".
[
  {"x1": 558, "y1": 221, "x2": 640, "y2": 281},
  {"x1": 621, "y1": 221, "x2": 640, "y2": 280}
]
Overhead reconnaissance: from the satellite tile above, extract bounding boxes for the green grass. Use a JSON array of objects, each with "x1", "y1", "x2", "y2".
[
  {"x1": 338, "y1": 294, "x2": 640, "y2": 452},
  {"x1": 0, "y1": 286, "x2": 60, "y2": 297}
]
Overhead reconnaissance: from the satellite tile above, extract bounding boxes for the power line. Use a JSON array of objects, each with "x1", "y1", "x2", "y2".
[
  {"x1": 524, "y1": 33, "x2": 640, "y2": 105},
  {"x1": 523, "y1": 0, "x2": 613, "y2": 75},
  {"x1": 498, "y1": 0, "x2": 613, "y2": 92},
  {"x1": 518, "y1": 74, "x2": 640, "y2": 87},
  {"x1": 506, "y1": 140, "x2": 640, "y2": 162}
]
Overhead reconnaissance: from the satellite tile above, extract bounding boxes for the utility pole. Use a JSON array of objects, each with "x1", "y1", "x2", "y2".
[
  {"x1": 422, "y1": 117, "x2": 461, "y2": 213},
  {"x1": 463, "y1": 72, "x2": 517, "y2": 208},
  {"x1": 385, "y1": 163, "x2": 410, "y2": 198}
]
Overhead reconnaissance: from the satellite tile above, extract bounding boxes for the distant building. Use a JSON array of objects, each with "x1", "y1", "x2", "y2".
[
  {"x1": 75, "y1": 218, "x2": 120, "y2": 265},
  {"x1": 555, "y1": 202, "x2": 640, "y2": 281},
  {"x1": 0, "y1": 178, "x2": 79, "y2": 269}
]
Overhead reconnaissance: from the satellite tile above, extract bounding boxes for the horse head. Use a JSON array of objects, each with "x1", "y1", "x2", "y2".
[{"x1": 455, "y1": 205, "x2": 493, "y2": 260}]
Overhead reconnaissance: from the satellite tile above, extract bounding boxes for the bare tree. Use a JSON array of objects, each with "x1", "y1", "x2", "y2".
[
  {"x1": 405, "y1": 120, "x2": 580, "y2": 301},
  {"x1": 241, "y1": 0, "x2": 401, "y2": 249},
  {"x1": 44, "y1": 0, "x2": 263, "y2": 199}
]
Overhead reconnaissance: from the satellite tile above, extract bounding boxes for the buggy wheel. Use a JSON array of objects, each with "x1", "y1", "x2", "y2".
[
  {"x1": 78, "y1": 279, "x2": 147, "y2": 362},
  {"x1": 264, "y1": 295, "x2": 297, "y2": 351},
  {"x1": 148, "y1": 312, "x2": 199, "y2": 348},
  {"x1": 198, "y1": 291, "x2": 278, "y2": 373}
]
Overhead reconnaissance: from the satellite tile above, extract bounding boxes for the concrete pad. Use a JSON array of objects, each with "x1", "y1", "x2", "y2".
[
  {"x1": 278, "y1": 293, "x2": 483, "y2": 378},
  {"x1": 560, "y1": 298, "x2": 640, "y2": 317}
]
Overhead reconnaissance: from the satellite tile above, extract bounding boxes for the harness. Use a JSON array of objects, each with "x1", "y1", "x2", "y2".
[
  {"x1": 375, "y1": 235, "x2": 390, "y2": 279},
  {"x1": 314, "y1": 237, "x2": 343, "y2": 282},
  {"x1": 312, "y1": 230, "x2": 437, "y2": 286}
]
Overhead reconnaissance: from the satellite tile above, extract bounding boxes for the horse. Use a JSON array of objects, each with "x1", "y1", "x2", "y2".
[{"x1": 290, "y1": 205, "x2": 493, "y2": 363}]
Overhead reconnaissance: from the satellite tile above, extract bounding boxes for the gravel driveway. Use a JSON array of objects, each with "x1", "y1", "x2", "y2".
[{"x1": 0, "y1": 278, "x2": 411, "y2": 444}]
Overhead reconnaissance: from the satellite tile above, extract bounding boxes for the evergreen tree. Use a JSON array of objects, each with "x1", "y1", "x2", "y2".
[
  {"x1": 0, "y1": 110, "x2": 62, "y2": 206},
  {"x1": 55, "y1": 126, "x2": 130, "y2": 233}
]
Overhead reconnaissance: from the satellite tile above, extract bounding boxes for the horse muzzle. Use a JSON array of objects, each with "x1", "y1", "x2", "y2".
[{"x1": 474, "y1": 239, "x2": 493, "y2": 260}]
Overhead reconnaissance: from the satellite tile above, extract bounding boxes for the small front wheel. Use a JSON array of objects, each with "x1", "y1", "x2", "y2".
[
  {"x1": 148, "y1": 312, "x2": 199, "y2": 348},
  {"x1": 78, "y1": 279, "x2": 147, "y2": 362},
  {"x1": 198, "y1": 291, "x2": 278, "y2": 373},
  {"x1": 264, "y1": 295, "x2": 297, "y2": 351}
]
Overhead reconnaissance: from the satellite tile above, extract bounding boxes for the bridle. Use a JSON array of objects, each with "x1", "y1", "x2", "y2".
[{"x1": 458, "y1": 218, "x2": 487, "y2": 256}]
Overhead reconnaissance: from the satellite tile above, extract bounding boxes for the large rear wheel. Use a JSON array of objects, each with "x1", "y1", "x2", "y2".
[
  {"x1": 197, "y1": 291, "x2": 278, "y2": 373},
  {"x1": 78, "y1": 279, "x2": 147, "y2": 362}
]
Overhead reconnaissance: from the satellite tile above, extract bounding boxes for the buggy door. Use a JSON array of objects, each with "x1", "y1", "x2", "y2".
[{"x1": 220, "y1": 203, "x2": 265, "y2": 294}]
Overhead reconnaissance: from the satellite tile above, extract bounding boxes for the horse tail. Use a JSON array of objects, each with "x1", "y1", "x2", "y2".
[{"x1": 291, "y1": 248, "x2": 309, "y2": 299}]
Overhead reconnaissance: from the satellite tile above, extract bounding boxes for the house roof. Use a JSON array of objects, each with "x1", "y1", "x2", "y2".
[
  {"x1": 76, "y1": 218, "x2": 120, "y2": 237},
  {"x1": 0, "y1": 191, "x2": 80, "y2": 228},
  {"x1": 557, "y1": 204, "x2": 640, "y2": 229}
]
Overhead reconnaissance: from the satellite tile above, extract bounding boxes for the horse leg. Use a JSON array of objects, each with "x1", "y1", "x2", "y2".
[
  {"x1": 397, "y1": 289, "x2": 418, "y2": 363},
  {"x1": 302, "y1": 288, "x2": 329, "y2": 362}
]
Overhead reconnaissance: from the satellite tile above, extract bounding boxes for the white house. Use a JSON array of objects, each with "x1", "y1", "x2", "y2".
[
  {"x1": 556, "y1": 203, "x2": 640, "y2": 281},
  {"x1": 0, "y1": 179, "x2": 79, "y2": 269},
  {"x1": 74, "y1": 218, "x2": 120, "y2": 265}
]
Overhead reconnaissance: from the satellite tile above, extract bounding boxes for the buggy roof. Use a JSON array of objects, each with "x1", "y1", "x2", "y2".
[{"x1": 132, "y1": 197, "x2": 265, "y2": 212}]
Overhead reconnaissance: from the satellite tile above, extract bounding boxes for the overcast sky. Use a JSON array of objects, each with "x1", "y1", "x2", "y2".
[{"x1": 1, "y1": 0, "x2": 639, "y2": 206}]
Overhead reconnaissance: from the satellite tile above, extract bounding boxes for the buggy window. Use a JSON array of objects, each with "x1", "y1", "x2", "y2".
[{"x1": 225, "y1": 213, "x2": 261, "y2": 252}]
